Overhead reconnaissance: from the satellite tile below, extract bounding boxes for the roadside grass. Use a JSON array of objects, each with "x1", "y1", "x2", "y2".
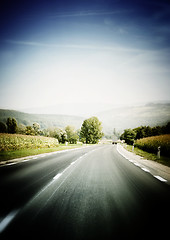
[
  {"x1": 124, "y1": 144, "x2": 170, "y2": 167},
  {"x1": 0, "y1": 133, "x2": 86, "y2": 164},
  {"x1": 0, "y1": 144, "x2": 84, "y2": 162}
]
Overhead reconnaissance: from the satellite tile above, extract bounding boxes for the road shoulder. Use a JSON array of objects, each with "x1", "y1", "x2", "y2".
[{"x1": 117, "y1": 144, "x2": 170, "y2": 185}]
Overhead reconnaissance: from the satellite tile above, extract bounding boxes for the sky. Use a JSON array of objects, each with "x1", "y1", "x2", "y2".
[{"x1": 0, "y1": 0, "x2": 170, "y2": 115}]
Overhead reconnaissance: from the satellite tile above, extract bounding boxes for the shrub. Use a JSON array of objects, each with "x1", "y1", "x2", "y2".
[{"x1": 135, "y1": 134, "x2": 170, "y2": 157}]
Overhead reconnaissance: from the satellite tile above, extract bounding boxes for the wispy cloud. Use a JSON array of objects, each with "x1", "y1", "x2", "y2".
[
  {"x1": 50, "y1": 9, "x2": 133, "y2": 18},
  {"x1": 5, "y1": 39, "x2": 143, "y2": 53}
]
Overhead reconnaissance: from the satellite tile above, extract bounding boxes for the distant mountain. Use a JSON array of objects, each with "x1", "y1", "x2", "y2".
[
  {"x1": 0, "y1": 103, "x2": 170, "y2": 135},
  {"x1": 0, "y1": 109, "x2": 84, "y2": 130},
  {"x1": 96, "y1": 103, "x2": 170, "y2": 134},
  {"x1": 21, "y1": 102, "x2": 115, "y2": 117}
]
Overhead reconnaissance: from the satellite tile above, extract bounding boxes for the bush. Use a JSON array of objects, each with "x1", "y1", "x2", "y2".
[
  {"x1": 120, "y1": 129, "x2": 136, "y2": 145},
  {"x1": 135, "y1": 134, "x2": 170, "y2": 157}
]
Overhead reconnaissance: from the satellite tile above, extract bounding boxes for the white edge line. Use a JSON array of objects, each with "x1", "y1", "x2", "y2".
[
  {"x1": 117, "y1": 145, "x2": 169, "y2": 184},
  {"x1": 141, "y1": 167, "x2": 150, "y2": 173},
  {"x1": 154, "y1": 175, "x2": 167, "y2": 182},
  {"x1": 133, "y1": 162, "x2": 141, "y2": 167},
  {"x1": 5, "y1": 162, "x2": 18, "y2": 166}
]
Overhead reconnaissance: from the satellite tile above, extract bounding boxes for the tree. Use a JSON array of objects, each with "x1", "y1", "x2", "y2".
[
  {"x1": 65, "y1": 125, "x2": 79, "y2": 144},
  {"x1": 54, "y1": 128, "x2": 67, "y2": 144},
  {"x1": 17, "y1": 124, "x2": 26, "y2": 135},
  {"x1": 134, "y1": 126, "x2": 146, "y2": 139},
  {"x1": 25, "y1": 126, "x2": 35, "y2": 135},
  {"x1": 33, "y1": 123, "x2": 40, "y2": 135},
  {"x1": 0, "y1": 122, "x2": 7, "y2": 133},
  {"x1": 6, "y1": 117, "x2": 18, "y2": 134},
  {"x1": 80, "y1": 117, "x2": 104, "y2": 144},
  {"x1": 164, "y1": 122, "x2": 170, "y2": 134},
  {"x1": 120, "y1": 128, "x2": 136, "y2": 145}
]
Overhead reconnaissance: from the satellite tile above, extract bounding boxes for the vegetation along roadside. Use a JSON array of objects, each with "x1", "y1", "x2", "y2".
[
  {"x1": 0, "y1": 133, "x2": 84, "y2": 163},
  {"x1": 0, "y1": 116, "x2": 104, "y2": 163},
  {"x1": 123, "y1": 135, "x2": 170, "y2": 167},
  {"x1": 120, "y1": 122, "x2": 170, "y2": 167}
]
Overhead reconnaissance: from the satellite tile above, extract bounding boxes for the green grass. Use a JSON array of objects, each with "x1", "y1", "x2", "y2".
[
  {"x1": 124, "y1": 144, "x2": 170, "y2": 167},
  {"x1": 0, "y1": 133, "x2": 86, "y2": 164},
  {"x1": 0, "y1": 143, "x2": 84, "y2": 163}
]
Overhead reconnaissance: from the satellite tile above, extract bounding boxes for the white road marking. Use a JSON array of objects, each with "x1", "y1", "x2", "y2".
[
  {"x1": 6, "y1": 162, "x2": 18, "y2": 166},
  {"x1": 31, "y1": 150, "x2": 94, "y2": 202},
  {"x1": 116, "y1": 144, "x2": 169, "y2": 184},
  {"x1": 52, "y1": 159, "x2": 81, "y2": 181},
  {"x1": 0, "y1": 209, "x2": 19, "y2": 233},
  {"x1": 53, "y1": 173, "x2": 63, "y2": 180},
  {"x1": 141, "y1": 167, "x2": 150, "y2": 173},
  {"x1": 134, "y1": 162, "x2": 141, "y2": 167},
  {"x1": 154, "y1": 175, "x2": 167, "y2": 182}
]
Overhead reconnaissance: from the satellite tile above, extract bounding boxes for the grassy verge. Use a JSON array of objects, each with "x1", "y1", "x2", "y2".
[
  {"x1": 0, "y1": 133, "x2": 87, "y2": 164},
  {"x1": 0, "y1": 144, "x2": 85, "y2": 162},
  {"x1": 124, "y1": 144, "x2": 170, "y2": 167}
]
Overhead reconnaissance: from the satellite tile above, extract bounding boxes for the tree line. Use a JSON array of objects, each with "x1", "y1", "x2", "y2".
[
  {"x1": 120, "y1": 122, "x2": 170, "y2": 145},
  {"x1": 0, "y1": 116, "x2": 104, "y2": 144}
]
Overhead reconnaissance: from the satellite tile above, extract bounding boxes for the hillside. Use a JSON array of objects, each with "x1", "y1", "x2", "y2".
[
  {"x1": 96, "y1": 103, "x2": 170, "y2": 134},
  {"x1": 0, "y1": 109, "x2": 84, "y2": 130},
  {"x1": 0, "y1": 103, "x2": 170, "y2": 134}
]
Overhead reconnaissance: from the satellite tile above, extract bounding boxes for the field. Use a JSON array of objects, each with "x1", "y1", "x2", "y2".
[
  {"x1": 135, "y1": 134, "x2": 170, "y2": 158},
  {"x1": 0, "y1": 134, "x2": 83, "y2": 162},
  {"x1": 0, "y1": 133, "x2": 59, "y2": 151}
]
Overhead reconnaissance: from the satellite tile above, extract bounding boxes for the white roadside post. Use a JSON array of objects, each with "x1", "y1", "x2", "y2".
[
  {"x1": 132, "y1": 143, "x2": 134, "y2": 152},
  {"x1": 157, "y1": 146, "x2": 161, "y2": 159}
]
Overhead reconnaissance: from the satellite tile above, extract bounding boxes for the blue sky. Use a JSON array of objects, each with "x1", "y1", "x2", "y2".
[{"x1": 0, "y1": 0, "x2": 170, "y2": 114}]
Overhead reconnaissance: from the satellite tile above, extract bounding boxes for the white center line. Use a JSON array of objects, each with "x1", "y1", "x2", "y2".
[
  {"x1": 53, "y1": 173, "x2": 63, "y2": 180},
  {"x1": 0, "y1": 209, "x2": 19, "y2": 233}
]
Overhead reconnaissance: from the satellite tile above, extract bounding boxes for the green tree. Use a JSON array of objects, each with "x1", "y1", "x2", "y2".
[
  {"x1": 0, "y1": 122, "x2": 7, "y2": 133},
  {"x1": 65, "y1": 125, "x2": 79, "y2": 144},
  {"x1": 80, "y1": 116, "x2": 104, "y2": 144},
  {"x1": 134, "y1": 126, "x2": 146, "y2": 139},
  {"x1": 54, "y1": 128, "x2": 67, "y2": 144},
  {"x1": 33, "y1": 123, "x2": 40, "y2": 135},
  {"x1": 25, "y1": 126, "x2": 35, "y2": 135},
  {"x1": 164, "y1": 122, "x2": 170, "y2": 134},
  {"x1": 120, "y1": 128, "x2": 136, "y2": 145},
  {"x1": 17, "y1": 124, "x2": 26, "y2": 135},
  {"x1": 6, "y1": 117, "x2": 18, "y2": 133}
]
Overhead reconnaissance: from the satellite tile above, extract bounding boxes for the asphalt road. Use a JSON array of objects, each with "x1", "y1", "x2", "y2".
[{"x1": 0, "y1": 145, "x2": 170, "y2": 239}]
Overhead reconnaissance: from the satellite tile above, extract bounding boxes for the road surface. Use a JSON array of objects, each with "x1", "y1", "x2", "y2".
[{"x1": 0, "y1": 144, "x2": 170, "y2": 239}]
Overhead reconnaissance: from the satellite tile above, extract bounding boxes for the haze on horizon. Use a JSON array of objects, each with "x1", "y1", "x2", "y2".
[{"x1": 0, "y1": 0, "x2": 170, "y2": 116}]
